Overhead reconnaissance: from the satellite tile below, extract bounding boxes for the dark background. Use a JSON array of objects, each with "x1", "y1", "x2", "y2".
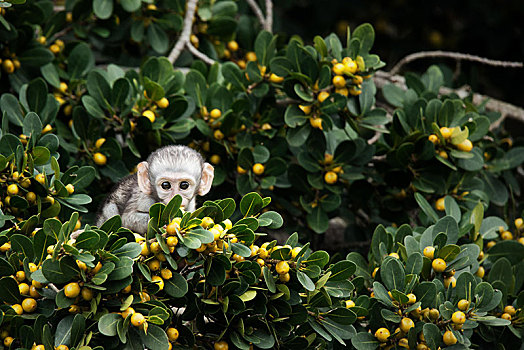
[{"x1": 273, "y1": 0, "x2": 524, "y2": 111}]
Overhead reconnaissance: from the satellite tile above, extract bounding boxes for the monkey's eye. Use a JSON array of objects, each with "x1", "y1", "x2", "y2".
[
  {"x1": 161, "y1": 181, "x2": 171, "y2": 190},
  {"x1": 179, "y1": 181, "x2": 190, "y2": 190}
]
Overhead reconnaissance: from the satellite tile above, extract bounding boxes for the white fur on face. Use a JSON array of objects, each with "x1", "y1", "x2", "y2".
[{"x1": 155, "y1": 171, "x2": 197, "y2": 207}]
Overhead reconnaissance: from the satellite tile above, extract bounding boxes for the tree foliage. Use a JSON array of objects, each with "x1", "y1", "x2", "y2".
[{"x1": 0, "y1": 0, "x2": 523, "y2": 349}]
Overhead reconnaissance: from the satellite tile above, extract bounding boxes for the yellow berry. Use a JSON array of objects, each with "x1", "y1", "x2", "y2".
[
  {"x1": 210, "y1": 108, "x2": 222, "y2": 119},
  {"x1": 309, "y1": 117, "x2": 323, "y2": 129},
  {"x1": 504, "y1": 305, "x2": 516, "y2": 316},
  {"x1": 152, "y1": 275, "x2": 164, "y2": 290},
  {"x1": 515, "y1": 218, "x2": 524, "y2": 230},
  {"x1": 332, "y1": 63, "x2": 345, "y2": 75},
  {"x1": 345, "y1": 300, "x2": 355, "y2": 308},
  {"x1": 428, "y1": 134, "x2": 438, "y2": 144},
  {"x1": 317, "y1": 91, "x2": 330, "y2": 103},
  {"x1": 210, "y1": 154, "x2": 221, "y2": 165},
  {"x1": 458, "y1": 299, "x2": 470, "y2": 311},
  {"x1": 245, "y1": 51, "x2": 257, "y2": 62},
  {"x1": 148, "y1": 259, "x2": 160, "y2": 271},
  {"x1": 298, "y1": 104, "x2": 312, "y2": 114},
  {"x1": 64, "y1": 282, "x2": 81, "y2": 298},
  {"x1": 343, "y1": 58, "x2": 358, "y2": 74},
  {"x1": 50, "y1": 44, "x2": 61, "y2": 54},
  {"x1": 435, "y1": 197, "x2": 445, "y2": 211},
  {"x1": 275, "y1": 261, "x2": 290, "y2": 275},
  {"x1": 252, "y1": 163, "x2": 265, "y2": 175},
  {"x1": 142, "y1": 110, "x2": 156, "y2": 123},
  {"x1": 66, "y1": 184, "x2": 75, "y2": 194},
  {"x1": 389, "y1": 252, "x2": 399, "y2": 259},
  {"x1": 423, "y1": 246, "x2": 435, "y2": 259},
  {"x1": 269, "y1": 73, "x2": 284, "y2": 83},
  {"x1": 227, "y1": 41, "x2": 239, "y2": 52},
  {"x1": 95, "y1": 138, "x2": 106, "y2": 148},
  {"x1": 432, "y1": 258, "x2": 446, "y2": 273},
  {"x1": 4, "y1": 336, "x2": 14, "y2": 346},
  {"x1": 213, "y1": 129, "x2": 224, "y2": 140},
  {"x1": 81, "y1": 287, "x2": 94, "y2": 301},
  {"x1": 407, "y1": 293, "x2": 416, "y2": 304},
  {"x1": 332, "y1": 75, "x2": 346, "y2": 88},
  {"x1": 279, "y1": 272, "x2": 290, "y2": 282},
  {"x1": 372, "y1": 267, "x2": 379, "y2": 278},
  {"x1": 19, "y1": 282, "x2": 30, "y2": 295},
  {"x1": 457, "y1": 139, "x2": 473, "y2": 152},
  {"x1": 12, "y1": 304, "x2": 23, "y2": 315},
  {"x1": 324, "y1": 171, "x2": 338, "y2": 184},
  {"x1": 443, "y1": 330, "x2": 457, "y2": 346},
  {"x1": 121, "y1": 307, "x2": 135, "y2": 319},
  {"x1": 157, "y1": 97, "x2": 169, "y2": 109},
  {"x1": 444, "y1": 276, "x2": 456, "y2": 288},
  {"x1": 501, "y1": 231, "x2": 513, "y2": 240},
  {"x1": 451, "y1": 311, "x2": 466, "y2": 324},
  {"x1": 15, "y1": 270, "x2": 25, "y2": 281},
  {"x1": 59, "y1": 82, "x2": 68, "y2": 93},
  {"x1": 374, "y1": 328, "x2": 390, "y2": 343},
  {"x1": 93, "y1": 152, "x2": 107, "y2": 166},
  {"x1": 7, "y1": 184, "x2": 19, "y2": 196},
  {"x1": 131, "y1": 312, "x2": 145, "y2": 327},
  {"x1": 501, "y1": 312, "x2": 512, "y2": 321},
  {"x1": 166, "y1": 236, "x2": 178, "y2": 247},
  {"x1": 167, "y1": 327, "x2": 179, "y2": 342},
  {"x1": 161, "y1": 268, "x2": 173, "y2": 280},
  {"x1": 2, "y1": 59, "x2": 15, "y2": 74},
  {"x1": 214, "y1": 340, "x2": 229, "y2": 350},
  {"x1": 440, "y1": 127, "x2": 452, "y2": 139},
  {"x1": 400, "y1": 317, "x2": 414, "y2": 333}
]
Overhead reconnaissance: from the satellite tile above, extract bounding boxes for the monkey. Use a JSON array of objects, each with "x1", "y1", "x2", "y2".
[{"x1": 95, "y1": 145, "x2": 214, "y2": 233}]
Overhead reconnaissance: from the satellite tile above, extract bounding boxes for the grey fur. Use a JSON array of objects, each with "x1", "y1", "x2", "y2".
[{"x1": 95, "y1": 145, "x2": 213, "y2": 233}]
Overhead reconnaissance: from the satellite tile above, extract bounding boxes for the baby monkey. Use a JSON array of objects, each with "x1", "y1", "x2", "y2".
[{"x1": 96, "y1": 145, "x2": 214, "y2": 233}]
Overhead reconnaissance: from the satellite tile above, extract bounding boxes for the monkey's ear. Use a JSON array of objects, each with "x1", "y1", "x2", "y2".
[
  {"x1": 137, "y1": 161, "x2": 152, "y2": 194},
  {"x1": 198, "y1": 163, "x2": 214, "y2": 196}
]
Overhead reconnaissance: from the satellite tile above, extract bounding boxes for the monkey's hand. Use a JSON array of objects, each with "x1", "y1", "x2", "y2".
[{"x1": 122, "y1": 211, "x2": 150, "y2": 234}]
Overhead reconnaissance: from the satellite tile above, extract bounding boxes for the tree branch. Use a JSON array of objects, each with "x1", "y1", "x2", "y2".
[
  {"x1": 373, "y1": 70, "x2": 524, "y2": 129},
  {"x1": 186, "y1": 42, "x2": 216, "y2": 65},
  {"x1": 246, "y1": 0, "x2": 267, "y2": 30},
  {"x1": 390, "y1": 50, "x2": 523, "y2": 75},
  {"x1": 167, "y1": 0, "x2": 199, "y2": 64},
  {"x1": 264, "y1": 0, "x2": 273, "y2": 32}
]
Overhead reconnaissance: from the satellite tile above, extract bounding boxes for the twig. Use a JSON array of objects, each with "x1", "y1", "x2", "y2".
[
  {"x1": 246, "y1": 0, "x2": 266, "y2": 29},
  {"x1": 373, "y1": 71, "x2": 524, "y2": 129},
  {"x1": 390, "y1": 50, "x2": 523, "y2": 75},
  {"x1": 264, "y1": 0, "x2": 273, "y2": 32},
  {"x1": 167, "y1": 0, "x2": 199, "y2": 64},
  {"x1": 186, "y1": 42, "x2": 216, "y2": 65},
  {"x1": 48, "y1": 283, "x2": 60, "y2": 293}
]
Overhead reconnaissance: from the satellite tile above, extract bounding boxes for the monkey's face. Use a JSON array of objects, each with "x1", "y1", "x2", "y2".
[{"x1": 154, "y1": 172, "x2": 197, "y2": 208}]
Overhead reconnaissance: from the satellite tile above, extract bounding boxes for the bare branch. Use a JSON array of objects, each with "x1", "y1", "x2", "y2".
[
  {"x1": 167, "y1": 0, "x2": 199, "y2": 64},
  {"x1": 246, "y1": 0, "x2": 266, "y2": 29},
  {"x1": 186, "y1": 42, "x2": 216, "y2": 65},
  {"x1": 373, "y1": 70, "x2": 524, "y2": 129},
  {"x1": 390, "y1": 50, "x2": 523, "y2": 75},
  {"x1": 264, "y1": 0, "x2": 273, "y2": 32}
]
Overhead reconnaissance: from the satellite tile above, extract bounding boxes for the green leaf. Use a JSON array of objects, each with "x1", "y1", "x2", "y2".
[
  {"x1": 434, "y1": 216, "x2": 459, "y2": 245},
  {"x1": 1, "y1": 93, "x2": 23, "y2": 126},
  {"x1": 307, "y1": 206, "x2": 329, "y2": 233},
  {"x1": 414, "y1": 282, "x2": 437, "y2": 309},
  {"x1": 140, "y1": 324, "x2": 169, "y2": 350},
  {"x1": 98, "y1": 313, "x2": 121, "y2": 337},
  {"x1": 93, "y1": 0, "x2": 113, "y2": 19},
  {"x1": 68, "y1": 43, "x2": 94, "y2": 79},
  {"x1": 351, "y1": 332, "x2": 380, "y2": 350},
  {"x1": 26, "y1": 78, "x2": 48, "y2": 114},
  {"x1": 414, "y1": 193, "x2": 439, "y2": 223},
  {"x1": 487, "y1": 241, "x2": 524, "y2": 265},
  {"x1": 0, "y1": 276, "x2": 21, "y2": 304},
  {"x1": 327, "y1": 261, "x2": 356, "y2": 281},
  {"x1": 240, "y1": 192, "x2": 263, "y2": 217},
  {"x1": 380, "y1": 257, "x2": 405, "y2": 291},
  {"x1": 352, "y1": 23, "x2": 375, "y2": 53},
  {"x1": 422, "y1": 323, "x2": 441, "y2": 350},
  {"x1": 297, "y1": 270, "x2": 315, "y2": 291},
  {"x1": 75, "y1": 230, "x2": 100, "y2": 250},
  {"x1": 304, "y1": 250, "x2": 329, "y2": 268},
  {"x1": 456, "y1": 272, "x2": 477, "y2": 301},
  {"x1": 164, "y1": 272, "x2": 188, "y2": 298},
  {"x1": 54, "y1": 315, "x2": 74, "y2": 347},
  {"x1": 10, "y1": 234, "x2": 35, "y2": 260}
]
